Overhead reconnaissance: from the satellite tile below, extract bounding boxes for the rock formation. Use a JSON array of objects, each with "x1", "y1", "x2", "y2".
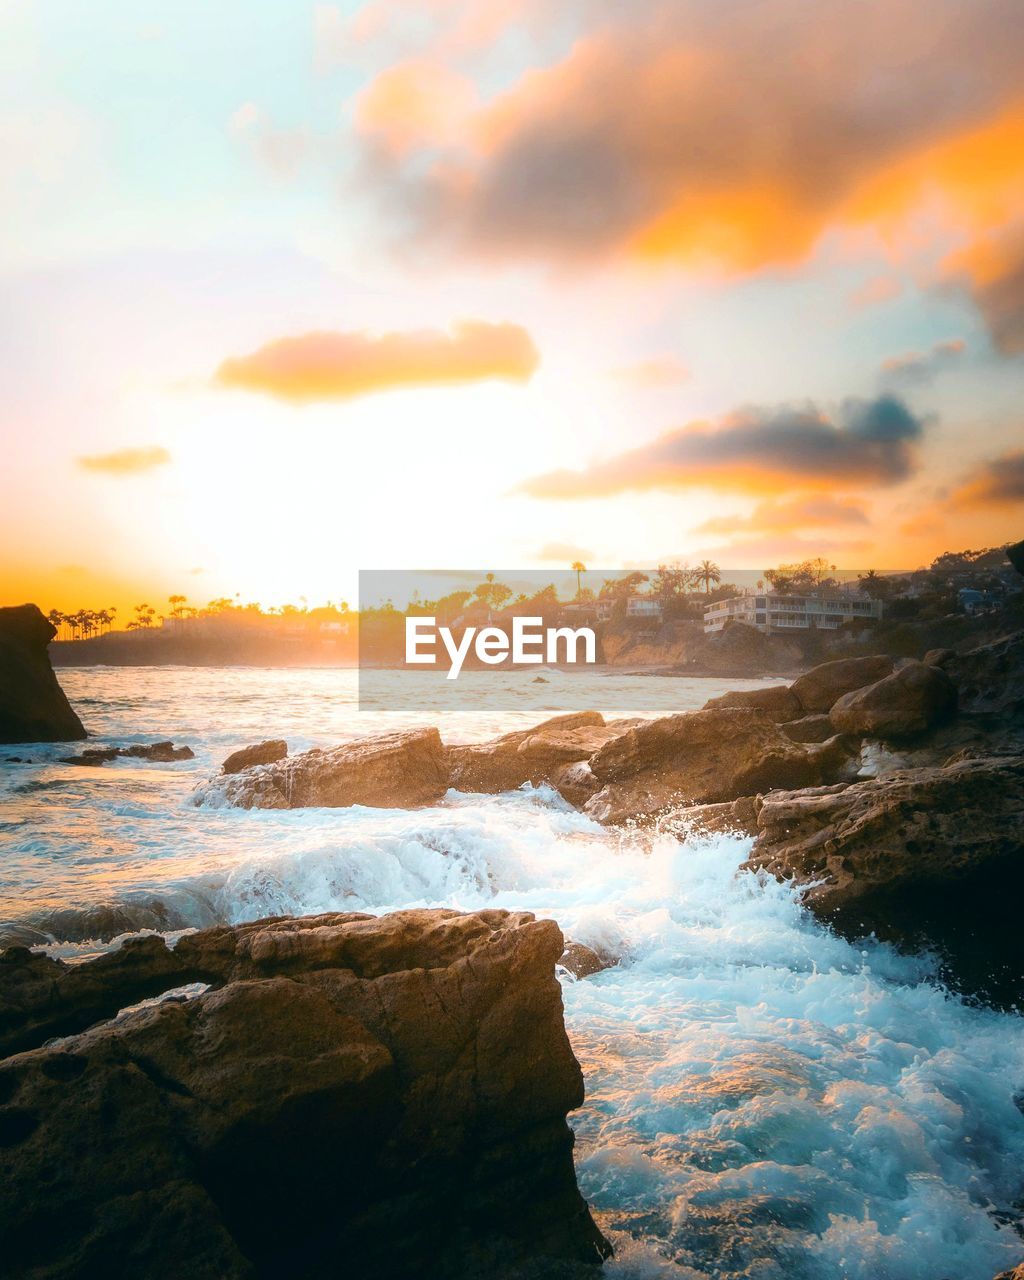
[
  {"x1": 0, "y1": 909, "x2": 611, "y2": 1279},
  {"x1": 193, "y1": 729, "x2": 449, "y2": 810},
  {"x1": 0, "y1": 603, "x2": 86, "y2": 743},
  {"x1": 743, "y1": 756, "x2": 1024, "y2": 1003},
  {"x1": 61, "y1": 741, "x2": 195, "y2": 766},
  {"x1": 788, "y1": 654, "x2": 893, "y2": 715},
  {"x1": 581, "y1": 708, "x2": 845, "y2": 826},
  {"x1": 701, "y1": 684, "x2": 802, "y2": 722},
  {"x1": 828, "y1": 660, "x2": 957, "y2": 739},
  {"x1": 222, "y1": 739, "x2": 288, "y2": 773}
]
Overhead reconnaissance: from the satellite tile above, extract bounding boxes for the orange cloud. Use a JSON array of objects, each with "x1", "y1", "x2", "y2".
[
  {"x1": 880, "y1": 338, "x2": 966, "y2": 385},
  {"x1": 694, "y1": 495, "x2": 870, "y2": 537},
  {"x1": 536, "y1": 541, "x2": 593, "y2": 563},
  {"x1": 215, "y1": 320, "x2": 539, "y2": 402},
  {"x1": 611, "y1": 356, "x2": 689, "y2": 388},
  {"x1": 849, "y1": 275, "x2": 904, "y2": 310},
  {"x1": 358, "y1": 3, "x2": 1024, "y2": 342},
  {"x1": 950, "y1": 449, "x2": 1024, "y2": 507},
  {"x1": 522, "y1": 396, "x2": 924, "y2": 500},
  {"x1": 355, "y1": 60, "x2": 477, "y2": 155},
  {"x1": 76, "y1": 446, "x2": 171, "y2": 475}
]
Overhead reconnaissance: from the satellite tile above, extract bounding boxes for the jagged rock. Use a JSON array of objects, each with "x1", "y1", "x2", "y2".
[
  {"x1": 582, "y1": 708, "x2": 841, "y2": 826},
  {"x1": 61, "y1": 741, "x2": 194, "y2": 766},
  {"x1": 702, "y1": 684, "x2": 802, "y2": 723},
  {"x1": 0, "y1": 909, "x2": 611, "y2": 1279},
  {"x1": 222, "y1": 739, "x2": 288, "y2": 774},
  {"x1": 668, "y1": 794, "x2": 762, "y2": 837},
  {"x1": 550, "y1": 759, "x2": 601, "y2": 809},
  {"x1": 194, "y1": 729, "x2": 449, "y2": 811},
  {"x1": 829, "y1": 660, "x2": 957, "y2": 739},
  {"x1": 946, "y1": 630, "x2": 1024, "y2": 720},
  {"x1": 744, "y1": 757, "x2": 1024, "y2": 1003},
  {"x1": 994, "y1": 1266, "x2": 1024, "y2": 1280},
  {"x1": 447, "y1": 713, "x2": 635, "y2": 796},
  {"x1": 0, "y1": 603, "x2": 86, "y2": 743},
  {"x1": 558, "y1": 942, "x2": 617, "y2": 979},
  {"x1": 790, "y1": 654, "x2": 894, "y2": 715},
  {"x1": 780, "y1": 713, "x2": 835, "y2": 743},
  {"x1": 923, "y1": 647, "x2": 956, "y2": 667}
]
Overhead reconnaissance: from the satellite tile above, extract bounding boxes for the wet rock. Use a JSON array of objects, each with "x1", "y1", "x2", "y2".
[
  {"x1": 668, "y1": 794, "x2": 762, "y2": 838},
  {"x1": 61, "y1": 741, "x2": 194, "y2": 765},
  {"x1": 550, "y1": 759, "x2": 601, "y2": 809},
  {"x1": 221, "y1": 739, "x2": 288, "y2": 774},
  {"x1": 790, "y1": 654, "x2": 894, "y2": 715},
  {"x1": 0, "y1": 909, "x2": 611, "y2": 1279},
  {"x1": 582, "y1": 708, "x2": 839, "y2": 826},
  {"x1": 558, "y1": 941, "x2": 617, "y2": 980},
  {"x1": 448, "y1": 713, "x2": 624, "y2": 795},
  {"x1": 744, "y1": 756, "x2": 1024, "y2": 1004},
  {"x1": 195, "y1": 728, "x2": 449, "y2": 811},
  {"x1": 829, "y1": 661, "x2": 957, "y2": 740},
  {"x1": 702, "y1": 684, "x2": 802, "y2": 723},
  {"x1": 0, "y1": 603, "x2": 86, "y2": 743},
  {"x1": 780, "y1": 713, "x2": 835, "y2": 743}
]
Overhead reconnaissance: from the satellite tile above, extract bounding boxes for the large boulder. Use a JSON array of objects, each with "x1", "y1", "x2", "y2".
[
  {"x1": 702, "y1": 684, "x2": 802, "y2": 723},
  {"x1": 829, "y1": 660, "x2": 956, "y2": 739},
  {"x1": 780, "y1": 713, "x2": 835, "y2": 743},
  {"x1": 744, "y1": 757, "x2": 1024, "y2": 1002},
  {"x1": 0, "y1": 604, "x2": 86, "y2": 743},
  {"x1": 447, "y1": 712, "x2": 612, "y2": 794},
  {"x1": 222, "y1": 739, "x2": 287, "y2": 774},
  {"x1": 1006, "y1": 538, "x2": 1024, "y2": 576},
  {"x1": 582, "y1": 708, "x2": 844, "y2": 826},
  {"x1": 0, "y1": 909, "x2": 611, "y2": 1279},
  {"x1": 790, "y1": 654, "x2": 893, "y2": 715},
  {"x1": 193, "y1": 729, "x2": 449, "y2": 810}
]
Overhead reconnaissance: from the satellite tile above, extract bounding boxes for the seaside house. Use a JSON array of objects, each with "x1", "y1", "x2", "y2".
[{"x1": 703, "y1": 590, "x2": 882, "y2": 634}]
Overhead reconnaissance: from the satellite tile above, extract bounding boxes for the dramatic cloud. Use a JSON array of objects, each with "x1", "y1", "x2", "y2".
[
  {"x1": 215, "y1": 320, "x2": 539, "y2": 402},
  {"x1": 694, "y1": 495, "x2": 870, "y2": 537},
  {"x1": 522, "y1": 396, "x2": 925, "y2": 499},
  {"x1": 356, "y1": 0, "x2": 1024, "y2": 274},
  {"x1": 880, "y1": 338, "x2": 966, "y2": 386},
  {"x1": 76, "y1": 446, "x2": 171, "y2": 475},
  {"x1": 536, "y1": 541, "x2": 594, "y2": 563},
  {"x1": 951, "y1": 449, "x2": 1024, "y2": 507},
  {"x1": 942, "y1": 224, "x2": 1024, "y2": 355},
  {"x1": 611, "y1": 357, "x2": 689, "y2": 388}
]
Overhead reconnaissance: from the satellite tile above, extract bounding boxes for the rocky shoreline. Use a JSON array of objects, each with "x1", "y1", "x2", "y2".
[{"x1": 3, "y1": 604, "x2": 1024, "y2": 1278}]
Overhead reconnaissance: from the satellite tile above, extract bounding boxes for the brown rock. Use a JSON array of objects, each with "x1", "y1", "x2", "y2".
[
  {"x1": 221, "y1": 739, "x2": 288, "y2": 774},
  {"x1": 923, "y1": 647, "x2": 956, "y2": 667},
  {"x1": 0, "y1": 909, "x2": 611, "y2": 1279},
  {"x1": 195, "y1": 728, "x2": 450, "y2": 810},
  {"x1": 558, "y1": 941, "x2": 618, "y2": 979},
  {"x1": 829, "y1": 661, "x2": 957, "y2": 739},
  {"x1": 702, "y1": 684, "x2": 802, "y2": 722},
  {"x1": 582, "y1": 708, "x2": 837, "y2": 826},
  {"x1": 790, "y1": 654, "x2": 894, "y2": 715},
  {"x1": 780, "y1": 713, "x2": 835, "y2": 743},
  {"x1": 61, "y1": 741, "x2": 194, "y2": 765},
  {"x1": 0, "y1": 604, "x2": 86, "y2": 743},
  {"x1": 668, "y1": 794, "x2": 762, "y2": 837},
  {"x1": 744, "y1": 757, "x2": 1024, "y2": 1002},
  {"x1": 946, "y1": 630, "x2": 1024, "y2": 720},
  {"x1": 448, "y1": 712, "x2": 637, "y2": 795}
]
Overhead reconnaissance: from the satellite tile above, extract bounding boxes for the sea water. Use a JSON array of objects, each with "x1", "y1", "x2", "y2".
[{"x1": 1, "y1": 666, "x2": 1023, "y2": 1279}]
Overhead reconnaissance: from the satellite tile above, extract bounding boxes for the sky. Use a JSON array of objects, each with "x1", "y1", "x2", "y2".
[{"x1": 2, "y1": 0, "x2": 1023, "y2": 617}]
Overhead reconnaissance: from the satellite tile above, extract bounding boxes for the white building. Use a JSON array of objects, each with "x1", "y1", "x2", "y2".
[
  {"x1": 704, "y1": 591, "x2": 882, "y2": 634},
  {"x1": 625, "y1": 596, "x2": 663, "y2": 620}
]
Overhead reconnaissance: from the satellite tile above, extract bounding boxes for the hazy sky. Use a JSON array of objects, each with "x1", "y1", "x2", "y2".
[{"x1": 2, "y1": 0, "x2": 1023, "y2": 615}]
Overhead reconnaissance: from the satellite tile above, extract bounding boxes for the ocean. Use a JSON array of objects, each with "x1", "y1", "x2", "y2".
[{"x1": 2, "y1": 665, "x2": 1023, "y2": 1279}]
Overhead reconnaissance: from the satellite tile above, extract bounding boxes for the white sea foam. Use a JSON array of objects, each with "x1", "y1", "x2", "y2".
[{"x1": 3, "y1": 666, "x2": 1023, "y2": 1278}]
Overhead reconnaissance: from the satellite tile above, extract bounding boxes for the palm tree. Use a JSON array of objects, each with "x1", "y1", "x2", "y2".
[
  {"x1": 697, "y1": 559, "x2": 721, "y2": 595},
  {"x1": 47, "y1": 608, "x2": 65, "y2": 638},
  {"x1": 571, "y1": 561, "x2": 586, "y2": 599}
]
